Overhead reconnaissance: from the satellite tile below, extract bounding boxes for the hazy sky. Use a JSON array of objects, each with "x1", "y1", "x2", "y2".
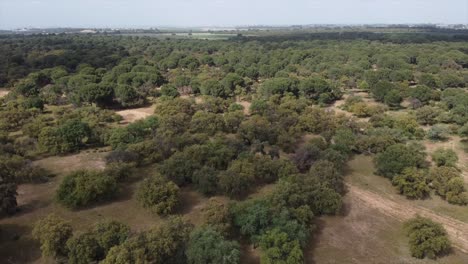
[{"x1": 0, "y1": 0, "x2": 467, "y2": 29}]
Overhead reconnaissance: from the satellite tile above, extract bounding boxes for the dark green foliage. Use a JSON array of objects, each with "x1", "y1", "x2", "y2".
[
  {"x1": 374, "y1": 143, "x2": 427, "y2": 179},
  {"x1": 186, "y1": 227, "x2": 240, "y2": 264},
  {"x1": 136, "y1": 174, "x2": 180, "y2": 215},
  {"x1": 93, "y1": 221, "x2": 131, "y2": 254},
  {"x1": 32, "y1": 214, "x2": 73, "y2": 258},
  {"x1": 404, "y1": 216, "x2": 451, "y2": 259},
  {"x1": 56, "y1": 170, "x2": 118, "y2": 208}
]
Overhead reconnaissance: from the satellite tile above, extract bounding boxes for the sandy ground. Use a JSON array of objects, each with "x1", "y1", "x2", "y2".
[
  {"x1": 0, "y1": 88, "x2": 9, "y2": 98},
  {"x1": 116, "y1": 105, "x2": 155, "y2": 124},
  {"x1": 347, "y1": 183, "x2": 468, "y2": 254}
]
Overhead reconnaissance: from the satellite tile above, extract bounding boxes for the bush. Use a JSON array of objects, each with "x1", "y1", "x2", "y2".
[
  {"x1": 374, "y1": 143, "x2": 427, "y2": 179},
  {"x1": 404, "y1": 216, "x2": 451, "y2": 259},
  {"x1": 431, "y1": 148, "x2": 458, "y2": 167},
  {"x1": 430, "y1": 166, "x2": 468, "y2": 205},
  {"x1": 32, "y1": 214, "x2": 73, "y2": 258},
  {"x1": 56, "y1": 170, "x2": 118, "y2": 208},
  {"x1": 136, "y1": 174, "x2": 180, "y2": 215},
  {"x1": 186, "y1": 227, "x2": 240, "y2": 264},
  {"x1": 427, "y1": 125, "x2": 449, "y2": 141},
  {"x1": 392, "y1": 168, "x2": 429, "y2": 199}
]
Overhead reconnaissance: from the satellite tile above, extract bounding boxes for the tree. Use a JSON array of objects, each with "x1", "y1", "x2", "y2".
[
  {"x1": 431, "y1": 148, "x2": 458, "y2": 167},
  {"x1": 258, "y1": 228, "x2": 303, "y2": 264},
  {"x1": 374, "y1": 144, "x2": 427, "y2": 179},
  {"x1": 430, "y1": 166, "x2": 468, "y2": 205},
  {"x1": 114, "y1": 84, "x2": 143, "y2": 107},
  {"x1": 404, "y1": 216, "x2": 451, "y2": 259},
  {"x1": 93, "y1": 220, "x2": 130, "y2": 254},
  {"x1": 56, "y1": 170, "x2": 118, "y2": 208},
  {"x1": 32, "y1": 214, "x2": 73, "y2": 258},
  {"x1": 136, "y1": 174, "x2": 180, "y2": 215},
  {"x1": 102, "y1": 216, "x2": 193, "y2": 264},
  {"x1": 39, "y1": 119, "x2": 92, "y2": 154},
  {"x1": 218, "y1": 159, "x2": 255, "y2": 198},
  {"x1": 192, "y1": 166, "x2": 219, "y2": 196},
  {"x1": 201, "y1": 198, "x2": 233, "y2": 236},
  {"x1": 186, "y1": 227, "x2": 240, "y2": 264},
  {"x1": 66, "y1": 232, "x2": 101, "y2": 264},
  {"x1": 384, "y1": 89, "x2": 402, "y2": 107},
  {"x1": 392, "y1": 167, "x2": 429, "y2": 199},
  {"x1": 160, "y1": 84, "x2": 180, "y2": 98}
]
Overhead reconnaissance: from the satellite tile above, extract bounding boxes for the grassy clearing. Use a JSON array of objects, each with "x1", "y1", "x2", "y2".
[
  {"x1": 346, "y1": 155, "x2": 468, "y2": 223},
  {"x1": 307, "y1": 193, "x2": 468, "y2": 264}
]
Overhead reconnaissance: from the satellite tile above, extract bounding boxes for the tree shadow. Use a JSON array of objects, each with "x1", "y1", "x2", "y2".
[
  {"x1": 0, "y1": 224, "x2": 42, "y2": 263},
  {"x1": 304, "y1": 217, "x2": 327, "y2": 264}
]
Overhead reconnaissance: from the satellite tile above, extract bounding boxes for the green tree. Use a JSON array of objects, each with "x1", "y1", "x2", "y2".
[
  {"x1": 186, "y1": 227, "x2": 240, "y2": 264},
  {"x1": 32, "y1": 214, "x2": 73, "y2": 258},
  {"x1": 374, "y1": 144, "x2": 427, "y2": 179},
  {"x1": 258, "y1": 228, "x2": 303, "y2": 264},
  {"x1": 404, "y1": 216, "x2": 451, "y2": 259},
  {"x1": 136, "y1": 174, "x2": 180, "y2": 215},
  {"x1": 0, "y1": 169, "x2": 17, "y2": 215},
  {"x1": 66, "y1": 232, "x2": 101, "y2": 264},
  {"x1": 56, "y1": 170, "x2": 117, "y2": 208},
  {"x1": 93, "y1": 220, "x2": 130, "y2": 254}
]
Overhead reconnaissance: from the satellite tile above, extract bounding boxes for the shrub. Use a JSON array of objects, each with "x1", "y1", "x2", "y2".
[
  {"x1": 136, "y1": 174, "x2": 180, "y2": 215},
  {"x1": 66, "y1": 232, "x2": 101, "y2": 264},
  {"x1": 430, "y1": 166, "x2": 468, "y2": 205},
  {"x1": 392, "y1": 168, "x2": 429, "y2": 199},
  {"x1": 427, "y1": 125, "x2": 449, "y2": 141},
  {"x1": 431, "y1": 148, "x2": 458, "y2": 167},
  {"x1": 404, "y1": 216, "x2": 451, "y2": 259},
  {"x1": 56, "y1": 170, "x2": 118, "y2": 208},
  {"x1": 32, "y1": 214, "x2": 73, "y2": 258}
]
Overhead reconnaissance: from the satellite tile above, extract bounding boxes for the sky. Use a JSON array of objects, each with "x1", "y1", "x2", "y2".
[{"x1": 0, "y1": 0, "x2": 467, "y2": 29}]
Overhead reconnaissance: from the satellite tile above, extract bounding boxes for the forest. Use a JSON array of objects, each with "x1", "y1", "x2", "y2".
[{"x1": 0, "y1": 31, "x2": 467, "y2": 263}]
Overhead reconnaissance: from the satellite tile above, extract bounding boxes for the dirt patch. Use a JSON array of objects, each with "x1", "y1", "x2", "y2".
[
  {"x1": 237, "y1": 100, "x2": 251, "y2": 115},
  {"x1": 0, "y1": 89, "x2": 9, "y2": 98},
  {"x1": 116, "y1": 105, "x2": 155, "y2": 124}
]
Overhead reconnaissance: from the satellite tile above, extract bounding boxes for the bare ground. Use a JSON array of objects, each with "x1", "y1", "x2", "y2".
[
  {"x1": 116, "y1": 105, "x2": 155, "y2": 124},
  {"x1": 0, "y1": 88, "x2": 9, "y2": 98}
]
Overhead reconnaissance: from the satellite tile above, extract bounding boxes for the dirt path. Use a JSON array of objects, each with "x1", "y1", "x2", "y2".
[{"x1": 347, "y1": 183, "x2": 468, "y2": 253}]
